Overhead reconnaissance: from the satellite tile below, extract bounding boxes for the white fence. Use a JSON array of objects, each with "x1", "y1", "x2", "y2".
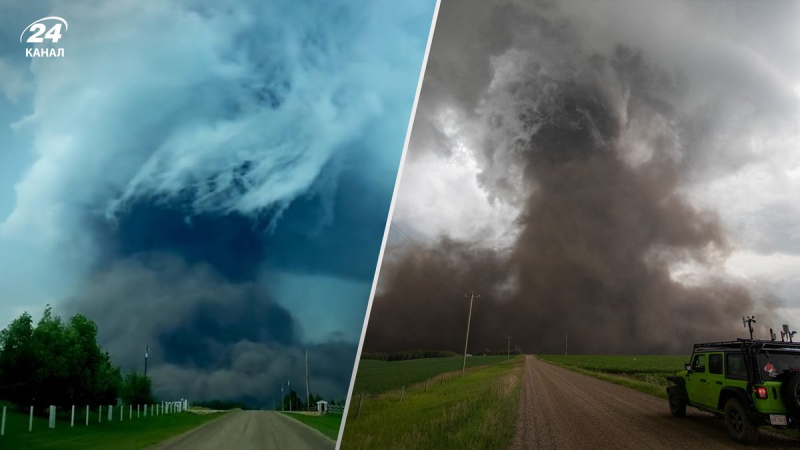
[{"x1": 0, "y1": 399, "x2": 190, "y2": 438}]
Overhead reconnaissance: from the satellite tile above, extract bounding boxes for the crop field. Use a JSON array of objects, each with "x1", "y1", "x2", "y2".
[
  {"x1": 353, "y1": 355, "x2": 511, "y2": 394},
  {"x1": 0, "y1": 401, "x2": 226, "y2": 450},
  {"x1": 341, "y1": 356, "x2": 523, "y2": 449},
  {"x1": 536, "y1": 355, "x2": 687, "y2": 398}
]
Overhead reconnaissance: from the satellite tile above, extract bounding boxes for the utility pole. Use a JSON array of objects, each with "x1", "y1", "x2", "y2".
[
  {"x1": 462, "y1": 291, "x2": 480, "y2": 373},
  {"x1": 288, "y1": 378, "x2": 292, "y2": 412},
  {"x1": 305, "y1": 350, "x2": 310, "y2": 412},
  {"x1": 144, "y1": 345, "x2": 149, "y2": 378},
  {"x1": 507, "y1": 336, "x2": 512, "y2": 360}
]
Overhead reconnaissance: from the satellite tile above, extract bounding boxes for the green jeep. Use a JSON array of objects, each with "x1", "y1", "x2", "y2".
[{"x1": 667, "y1": 340, "x2": 800, "y2": 444}]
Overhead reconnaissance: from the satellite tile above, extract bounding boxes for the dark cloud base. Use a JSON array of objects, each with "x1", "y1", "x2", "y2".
[{"x1": 63, "y1": 254, "x2": 356, "y2": 406}]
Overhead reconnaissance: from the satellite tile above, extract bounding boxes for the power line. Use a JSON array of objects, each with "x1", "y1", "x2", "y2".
[{"x1": 390, "y1": 223, "x2": 484, "y2": 367}]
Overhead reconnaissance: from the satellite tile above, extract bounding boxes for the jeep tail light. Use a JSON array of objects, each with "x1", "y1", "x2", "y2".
[{"x1": 754, "y1": 386, "x2": 768, "y2": 400}]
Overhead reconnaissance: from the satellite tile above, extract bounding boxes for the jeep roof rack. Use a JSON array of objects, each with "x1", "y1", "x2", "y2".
[{"x1": 693, "y1": 339, "x2": 800, "y2": 352}]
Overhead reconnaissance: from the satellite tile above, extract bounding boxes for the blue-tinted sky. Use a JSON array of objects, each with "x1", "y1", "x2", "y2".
[{"x1": 0, "y1": 0, "x2": 435, "y2": 404}]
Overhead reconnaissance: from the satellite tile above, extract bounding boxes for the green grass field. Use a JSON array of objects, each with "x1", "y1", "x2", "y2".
[
  {"x1": 353, "y1": 355, "x2": 511, "y2": 394},
  {"x1": 340, "y1": 356, "x2": 523, "y2": 450},
  {"x1": 282, "y1": 412, "x2": 341, "y2": 440},
  {"x1": 0, "y1": 402, "x2": 226, "y2": 449},
  {"x1": 536, "y1": 354, "x2": 687, "y2": 398}
]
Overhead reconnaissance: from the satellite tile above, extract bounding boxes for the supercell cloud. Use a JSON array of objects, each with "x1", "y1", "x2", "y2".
[
  {"x1": 0, "y1": 0, "x2": 434, "y2": 404},
  {"x1": 366, "y1": 0, "x2": 800, "y2": 354}
]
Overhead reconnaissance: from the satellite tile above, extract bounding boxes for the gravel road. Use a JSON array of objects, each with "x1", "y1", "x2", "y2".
[
  {"x1": 150, "y1": 410, "x2": 334, "y2": 450},
  {"x1": 511, "y1": 356, "x2": 798, "y2": 450}
]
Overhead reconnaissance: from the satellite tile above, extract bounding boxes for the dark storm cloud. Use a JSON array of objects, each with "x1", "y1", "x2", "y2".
[
  {"x1": 66, "y1": 146, "x2": 399, "y2": 403},
  {"x1": 64, "y1": 254, "x2": 355, "y2": 404},
  {"x1": 365, "y1": 0, "x2": 797, "y2": 354},
  {"x1": 105, "y1": 202, "x2": 267, "y2": 282},
  {"x1": 94, "y1": 155, "x2": 391, "y2": 285}
]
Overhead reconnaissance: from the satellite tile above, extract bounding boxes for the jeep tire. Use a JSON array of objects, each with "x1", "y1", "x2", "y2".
[
  {"x1": 724, "y1": 398, "x2": 759, "y2": 445},
  {"x1": 668, "y1": 388, "x2": 686, "y2": 418},
  {"x1": 781, "y1": 372, "x2": 800, "y2": 416}
]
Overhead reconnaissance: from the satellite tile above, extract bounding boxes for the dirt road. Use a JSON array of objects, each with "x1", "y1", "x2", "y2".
[
  {"x1": 511, "y1": 356, "x2": 797, "y2": 450},
  {"x1": 150, "y1": 411, "x2": 334, "y2": 450}
]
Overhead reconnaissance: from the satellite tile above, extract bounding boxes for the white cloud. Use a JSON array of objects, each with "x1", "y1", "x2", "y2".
[{"x1": 394, "y1": 134, "x2": 520, "y2": 250}]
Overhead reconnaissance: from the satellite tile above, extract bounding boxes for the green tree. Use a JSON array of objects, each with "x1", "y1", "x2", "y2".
[
  {"x1": 0, "y1": 307, "x2": 122, "y2": 410},
  {"x1": 29, "y1": 307, "x2": 70, "y2": 409},
  {"x1": 0, "y1": 312, "x2": 36, "y2": 406},
  {"x1": 96, "y1": 352, "x2": 122, "y2": 405},
  {"x1": 120, "y1": 371, "x2": 154, "y2": 405}
]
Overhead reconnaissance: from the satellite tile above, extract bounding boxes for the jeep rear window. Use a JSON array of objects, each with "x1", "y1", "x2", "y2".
[
  {"x1": 757, "y1": 353, "x2": 800, "y2": 380},
  {"x1": 709, "y1": 354, "x2": 723, "y2": 374},
  {"x1": 725, "y1": 353, "x2": 746, "y2": 379}
]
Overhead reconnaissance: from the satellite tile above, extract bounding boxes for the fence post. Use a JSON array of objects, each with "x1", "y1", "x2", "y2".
[
  {"x1": 71, "y1": 405, "x2": 75, "y2": 427},
  {"x1": 356, "y1": 393, "x2": 364, "y2": 419},
  {"x1": 86, "y1": 405, "x2": 89, "y2": 426},
  {"x1": 108, "y1": 405, "x2": 112, "y2": 421},
  {"x1": 1, "y1": 406, "x2": 6, "y2": 436},
  {"x1": 137, "y1": 404, "x2": 140, "y2": 418},
  {"x1": 98, "y1": 405, "x2": 102, "y2": 423},
  {"x1": 120, "y1": 405, "x2": 123, "y2": 421},
  {"x1": 129, "y1": 404, "x2": 132, "y2": 420},
  {"x1": 49, "y1": 405, "x2": 55, "y2": 429},
  {"x1": 28, "y1": 406, "x2": 33, "y2": 432},
  {"x1": 144, "y1": 404, "x2": 148, "y2": 417},
  {"x1": 400, "y1": 386, "x2": 405, "y2": 402}
]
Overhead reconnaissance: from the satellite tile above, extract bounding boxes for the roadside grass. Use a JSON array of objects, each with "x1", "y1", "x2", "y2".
[
  {"x1": 281, "y1": 412, "x2": 341, "y2": 440},
  {"x1": 0, "y1": 401, "x2": 226, "y2": 449},
  {"x1": 340, "y1": 356, "x2": 523, "y2": 450},
  {"x1": 354, "y1": 355, "x2": 511, "y2": 394},
  {"x1": 536, "y1": 354, "x2": 686, "y2": 399}
]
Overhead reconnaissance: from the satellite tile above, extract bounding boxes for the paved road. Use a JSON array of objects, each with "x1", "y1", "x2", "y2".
[
  {"x1": 511, "y1": 356, "x2": 798, "y2": 450},
  {"x1": 151, "y1": 411, "x2": 334, "y2": 450}
]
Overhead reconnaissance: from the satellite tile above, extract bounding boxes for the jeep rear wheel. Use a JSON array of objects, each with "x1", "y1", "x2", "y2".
[
  {"x1": 668, "y1": 389, "x2": 686, "y2": 418},
  {"x1": 781, "y1": 372, "x2": 800, "y2": 416},
  {"x1": 724, "y1": 398, "x2": 759, "y2": 445}
]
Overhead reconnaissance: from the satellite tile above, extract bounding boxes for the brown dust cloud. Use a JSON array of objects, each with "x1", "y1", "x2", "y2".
[{"x1": 363, "y1": 1, "x2": 787, "y2": 355}]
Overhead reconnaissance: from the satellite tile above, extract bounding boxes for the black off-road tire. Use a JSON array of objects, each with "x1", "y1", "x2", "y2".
[
  {"x1": 724, "y1": 398, "x2": 759, "y2": 445},
  {"x1": 781, "y1": 372, "x2": 800, "y2": 416},
  {"x1": 668, "y1": 388, "x2": 686, "y2": 418}
]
